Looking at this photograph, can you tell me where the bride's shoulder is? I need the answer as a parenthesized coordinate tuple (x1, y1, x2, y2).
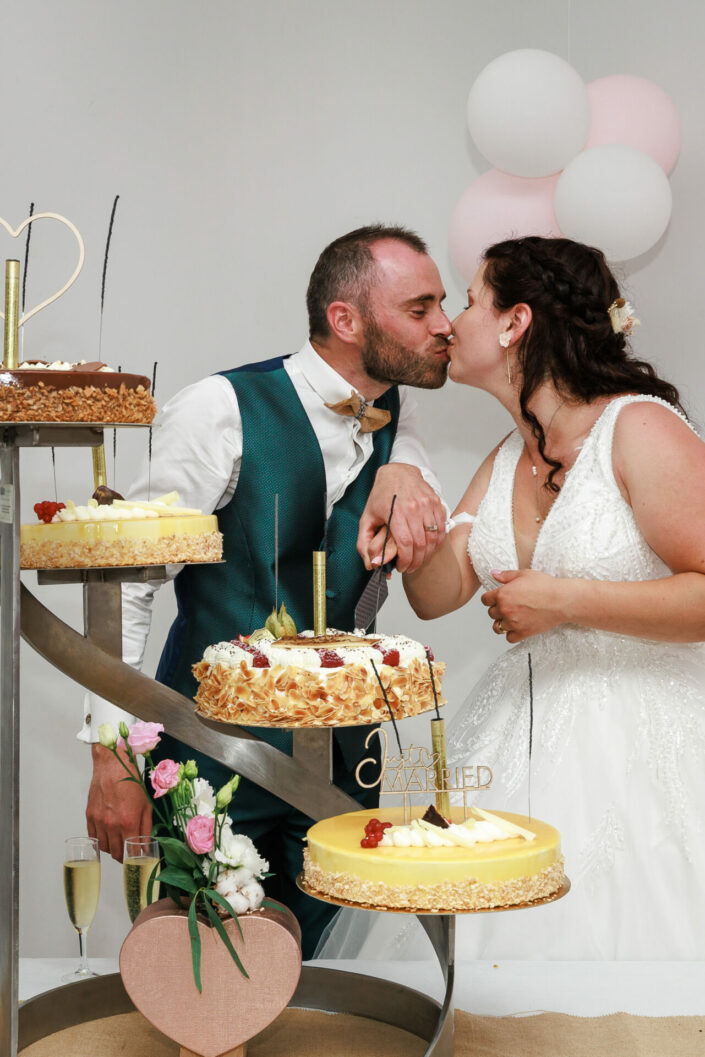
(613, 397, 699, 445)
(612, 397, 704, 479)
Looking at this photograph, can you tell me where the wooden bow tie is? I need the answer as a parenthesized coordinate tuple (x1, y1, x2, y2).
(324, 391, 391, 433)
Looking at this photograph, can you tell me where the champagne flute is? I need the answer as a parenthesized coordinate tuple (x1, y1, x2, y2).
(62, 836, 101, 981)
(123, 836, 161, 923)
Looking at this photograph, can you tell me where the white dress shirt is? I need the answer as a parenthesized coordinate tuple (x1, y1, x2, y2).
(79, 342, 443, 741)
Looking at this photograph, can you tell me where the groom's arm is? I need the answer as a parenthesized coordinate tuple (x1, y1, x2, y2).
(357, 387, 446, 572)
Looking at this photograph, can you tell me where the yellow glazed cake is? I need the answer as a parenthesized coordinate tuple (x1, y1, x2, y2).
(21, 492, 222, 569)
(303, 806, 564, 911)
(0, 360, 156, 423)
(192, 631, 445, 728)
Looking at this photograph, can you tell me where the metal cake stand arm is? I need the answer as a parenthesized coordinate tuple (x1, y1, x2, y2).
(0, 437, 21, 1057)
(19, 581, 358, 820)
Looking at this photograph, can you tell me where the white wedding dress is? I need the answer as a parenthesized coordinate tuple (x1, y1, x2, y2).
(316, 395, 705, 963)
(445, 394, 705, 959)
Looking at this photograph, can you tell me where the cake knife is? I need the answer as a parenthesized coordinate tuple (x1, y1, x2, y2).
(354, 493, 396, 631)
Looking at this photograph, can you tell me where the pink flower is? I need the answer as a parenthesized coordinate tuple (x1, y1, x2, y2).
(127, 721, 165, 755)
(186, 815, 215, 855)
(150, 759, 181, 799)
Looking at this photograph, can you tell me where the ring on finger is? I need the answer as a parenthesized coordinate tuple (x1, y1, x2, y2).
(497, 621, 506, 634)
(424, 523, 439, 532)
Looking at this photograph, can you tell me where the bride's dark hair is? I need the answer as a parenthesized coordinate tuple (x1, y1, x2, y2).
(482, 236, 683, 491)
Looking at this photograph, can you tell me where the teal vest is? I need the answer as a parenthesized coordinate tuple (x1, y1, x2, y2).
(156, 358, 400, 765)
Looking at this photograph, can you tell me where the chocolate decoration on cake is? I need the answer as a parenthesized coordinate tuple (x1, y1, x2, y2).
(422, 804, 450, 829)
(92, 485, 125, 505)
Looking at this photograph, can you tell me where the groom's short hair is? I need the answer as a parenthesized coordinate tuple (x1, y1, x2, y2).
(306, 224, 428, 340)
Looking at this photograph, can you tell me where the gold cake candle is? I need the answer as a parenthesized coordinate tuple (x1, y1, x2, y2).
(431, 718, 451, 819)
(312, 550, 326, 636)
(92, 444, 108, 489)
(3, 259, 20, 369)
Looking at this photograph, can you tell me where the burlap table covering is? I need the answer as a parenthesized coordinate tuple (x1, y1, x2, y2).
(19, 1007, 705, 1056)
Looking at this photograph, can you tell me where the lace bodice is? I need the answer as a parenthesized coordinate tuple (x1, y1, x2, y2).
(468, 395, 689, 589)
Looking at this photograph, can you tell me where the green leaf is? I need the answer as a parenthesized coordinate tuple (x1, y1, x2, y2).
(205, 888, 244, 941)
(187, 895, 203, 993)
(158, 836, 201, 871)
(158, 866, 199, 893)
(261, 898, 284, 911)
(202, 897, 249, 978)
(145, 860, 161, 905)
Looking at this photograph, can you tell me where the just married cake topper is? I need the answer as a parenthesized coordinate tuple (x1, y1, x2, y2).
(355, 726, 493, 820)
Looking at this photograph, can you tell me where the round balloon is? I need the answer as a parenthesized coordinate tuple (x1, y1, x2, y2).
(586, 75, 681, 174)
(467, 49, 590, 177)
(554, 145, 672, 261)
(449, 169, 562, 283)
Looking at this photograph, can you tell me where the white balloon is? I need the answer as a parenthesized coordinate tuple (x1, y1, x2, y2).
(467, 49, 590, 177)
(554, 145, 672, 261)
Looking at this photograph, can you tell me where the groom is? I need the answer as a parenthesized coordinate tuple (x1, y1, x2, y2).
(84, 223, 451, 957)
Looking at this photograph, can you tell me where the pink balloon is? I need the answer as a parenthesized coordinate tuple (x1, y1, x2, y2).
(448, 169, 561, 284)
(586, 75, 681, 174)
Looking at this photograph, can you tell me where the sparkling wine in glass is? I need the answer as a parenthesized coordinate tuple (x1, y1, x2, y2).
(62, 836, 101, 981)
(123, 836, 161, 923)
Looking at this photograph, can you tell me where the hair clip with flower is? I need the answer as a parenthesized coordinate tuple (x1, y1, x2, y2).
(608, 298, 640, 335)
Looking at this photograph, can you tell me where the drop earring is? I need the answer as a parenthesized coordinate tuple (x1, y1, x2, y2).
(499, 332, 511, 384)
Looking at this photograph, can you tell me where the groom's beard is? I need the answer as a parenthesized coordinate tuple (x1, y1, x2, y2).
(360, 317, 449, 390)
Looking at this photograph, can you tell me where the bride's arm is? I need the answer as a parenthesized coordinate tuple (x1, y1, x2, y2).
(486, 402, 705, 643)
(403, 445, 498, 619)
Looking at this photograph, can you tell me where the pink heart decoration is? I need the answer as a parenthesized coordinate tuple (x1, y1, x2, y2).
(119, 898, 302, 1057)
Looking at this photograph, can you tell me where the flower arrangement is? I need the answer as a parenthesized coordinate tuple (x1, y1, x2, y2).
(99, 719, 271, 991)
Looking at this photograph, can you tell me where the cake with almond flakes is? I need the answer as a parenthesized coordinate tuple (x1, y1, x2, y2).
(192, 629, 445, 728)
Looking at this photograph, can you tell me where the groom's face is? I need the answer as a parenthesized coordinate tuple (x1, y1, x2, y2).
(358, 240, 452, 390)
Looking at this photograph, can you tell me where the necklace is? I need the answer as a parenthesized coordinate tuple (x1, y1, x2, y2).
(529, 400, 566, 524)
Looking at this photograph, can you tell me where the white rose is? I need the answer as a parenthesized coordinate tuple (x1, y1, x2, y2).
(214, 827, 251, 868)
(190, 778, 216, 817)
(214, 825, 268, 876)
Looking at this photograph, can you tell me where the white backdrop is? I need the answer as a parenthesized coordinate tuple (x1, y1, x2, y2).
(3, 0, 704, 956)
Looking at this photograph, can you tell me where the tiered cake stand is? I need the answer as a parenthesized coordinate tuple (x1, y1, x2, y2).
(0, 422, 567, 1057)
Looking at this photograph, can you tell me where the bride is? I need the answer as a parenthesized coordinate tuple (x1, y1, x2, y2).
(323, 235, 705, 963)
(396, 236, 705, 959)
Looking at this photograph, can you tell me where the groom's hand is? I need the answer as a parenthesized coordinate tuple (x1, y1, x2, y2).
(357, 463, 446, 573)
(86, 744, 152, 862)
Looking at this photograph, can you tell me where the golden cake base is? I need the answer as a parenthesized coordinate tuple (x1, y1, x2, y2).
(297, 873, 570, 914)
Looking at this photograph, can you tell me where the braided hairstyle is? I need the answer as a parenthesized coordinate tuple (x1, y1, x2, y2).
(482, 236, 683, 491)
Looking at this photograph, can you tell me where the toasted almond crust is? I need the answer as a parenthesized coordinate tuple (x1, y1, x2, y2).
(20, 530, 222, 569)
(0, 381, 156, 423)
(193, 656, 446, 728)
(303, 848, 565, 911)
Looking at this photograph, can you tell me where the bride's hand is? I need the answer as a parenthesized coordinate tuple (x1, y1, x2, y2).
(366, 526, 398, 570)
(481, 569, 567, 642)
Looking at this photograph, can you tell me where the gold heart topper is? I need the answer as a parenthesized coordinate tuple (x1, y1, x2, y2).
(0, 212, 85, 327)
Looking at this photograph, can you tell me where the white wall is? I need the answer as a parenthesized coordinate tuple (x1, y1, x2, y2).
(3, 0, 702, 956)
